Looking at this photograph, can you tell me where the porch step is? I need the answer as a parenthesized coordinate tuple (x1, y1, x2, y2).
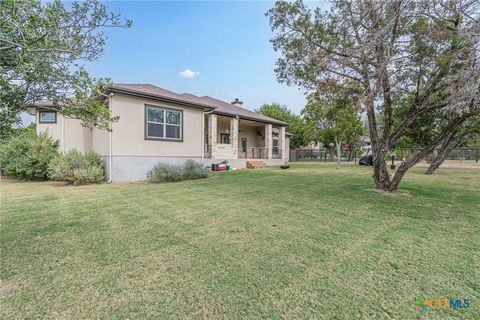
(246, 161, 269, 169)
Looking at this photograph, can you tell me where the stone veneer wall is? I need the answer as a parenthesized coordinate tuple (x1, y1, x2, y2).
(212, 143, 236, 158)
(265, 124, 273, 159)
(208, 114, 239, 159)
(279, 126, 286, 160)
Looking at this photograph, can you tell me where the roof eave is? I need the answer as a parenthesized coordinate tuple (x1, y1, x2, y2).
(107, 87, 215, 111)
(212, 110, 287, 126)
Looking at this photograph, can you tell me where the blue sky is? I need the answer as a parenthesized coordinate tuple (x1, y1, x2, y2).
(86, 1, 328, 113)
(23, 1, 328, 125)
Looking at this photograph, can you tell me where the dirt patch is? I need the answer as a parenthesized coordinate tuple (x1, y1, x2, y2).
(414, 160, 480, 169)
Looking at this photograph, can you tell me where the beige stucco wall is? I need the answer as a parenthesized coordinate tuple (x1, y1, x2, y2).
(238, 124, 264, 148)
(36, 111, 92, 153)
(91, 128, 109, 156)
(109, 93, 203, 157)
(216, 116, 231, 142)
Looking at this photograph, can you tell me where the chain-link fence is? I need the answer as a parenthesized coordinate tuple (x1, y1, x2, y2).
(289, 148, 480, 162)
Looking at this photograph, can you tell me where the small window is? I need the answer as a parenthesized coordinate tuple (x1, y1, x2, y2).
(273, 139, 279, 154)
(39, 111, 56, 124)
(145, 105, 182, 140)
(220, 133, 230, 144)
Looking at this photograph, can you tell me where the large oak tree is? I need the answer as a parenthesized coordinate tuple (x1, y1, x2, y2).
(267, 0, 479, 191)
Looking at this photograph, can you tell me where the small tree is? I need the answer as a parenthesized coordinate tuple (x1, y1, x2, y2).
(256, 103, 306, 148)
(303, 94, 364, 169)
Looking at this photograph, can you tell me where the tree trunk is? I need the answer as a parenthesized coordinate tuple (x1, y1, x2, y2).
(347, 145, 353, 161)
(372, 148, 391, 191)
(426, 152, 446, 174)
(426, 132, 465, 174)
(388, 117, 468, 191)
(371, 116, 468, 192)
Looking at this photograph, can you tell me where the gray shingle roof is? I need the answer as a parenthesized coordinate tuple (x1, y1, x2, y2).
(109, 84, 287, 126)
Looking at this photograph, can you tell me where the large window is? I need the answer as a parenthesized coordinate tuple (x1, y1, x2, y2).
(39, 111, 57, 124)
(145, 105, 182, 140)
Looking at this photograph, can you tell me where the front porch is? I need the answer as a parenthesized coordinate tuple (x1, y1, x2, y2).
(203, 114, 287, 163)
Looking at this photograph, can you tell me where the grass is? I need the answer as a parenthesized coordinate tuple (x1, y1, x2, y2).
(1, 163, 479, 319)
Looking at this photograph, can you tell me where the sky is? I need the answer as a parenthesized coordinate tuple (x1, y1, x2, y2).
(86, 1, 326, 113)
(23, 0, 328, 125)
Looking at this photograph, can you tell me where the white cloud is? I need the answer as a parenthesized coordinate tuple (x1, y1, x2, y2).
(179, 69, 199, 78)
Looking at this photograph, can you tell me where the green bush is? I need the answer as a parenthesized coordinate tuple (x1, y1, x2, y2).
(396, 149, 414, 159)
(0, 131, 59, 180)
(146, 163, 183, 182)
(147, 160, 211, 183)
(48, 149, 104, 185)
(181, 160, 211, 180)
(72, 166, 105, 185)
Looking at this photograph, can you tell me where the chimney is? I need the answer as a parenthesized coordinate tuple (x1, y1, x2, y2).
(231, 98, 243, 107)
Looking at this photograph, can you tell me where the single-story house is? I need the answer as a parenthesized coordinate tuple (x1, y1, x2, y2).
(32, 84, 290, 182)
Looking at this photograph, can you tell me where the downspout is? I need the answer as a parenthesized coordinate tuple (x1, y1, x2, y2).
(201, 110, 214, 165)
(107, 93, 114, 183)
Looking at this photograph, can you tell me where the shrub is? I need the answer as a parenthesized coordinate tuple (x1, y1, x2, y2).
(0, 131, 59, 180)
(48, 149, 104, 185)
(146, 163, 183, 182)
(72, 166, 105, 185)
(147, 160, 211, 183)
(396, 149, 414, 159)
(181, 160, 211, 180)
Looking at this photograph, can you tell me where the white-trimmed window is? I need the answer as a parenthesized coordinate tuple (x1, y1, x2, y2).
(39, 111, 57, 124)
(145, 105, 182, 140)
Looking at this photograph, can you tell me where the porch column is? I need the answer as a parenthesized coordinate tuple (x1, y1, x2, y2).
(279, 126, 286, 160)
(230, 117, 239, 158)
(265, 123, 273, 159)
(208, 114, 217, 158)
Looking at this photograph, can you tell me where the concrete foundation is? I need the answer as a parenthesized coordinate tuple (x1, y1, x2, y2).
(103, 156, 287, 182)
(203, 158, 287, 170)
(103, 156, 202, 182)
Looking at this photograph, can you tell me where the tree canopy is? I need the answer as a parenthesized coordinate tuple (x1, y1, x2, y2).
(267, 0, 480, 191)
(255, 103, 306, 148)
(303, 93, 365, 169)
(0, 0, 131, 139)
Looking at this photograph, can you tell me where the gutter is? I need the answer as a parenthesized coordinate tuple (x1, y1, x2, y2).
(107, 87, 215, 111)
(211, 110, 288, 126)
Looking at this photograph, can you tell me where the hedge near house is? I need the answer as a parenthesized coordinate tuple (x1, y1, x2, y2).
(48, 150, 104, 185)
(147, 160, 211, 183)
(0, 131, 59, 180)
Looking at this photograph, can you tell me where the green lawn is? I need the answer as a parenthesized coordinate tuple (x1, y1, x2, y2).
(1, 163, 479, 319)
